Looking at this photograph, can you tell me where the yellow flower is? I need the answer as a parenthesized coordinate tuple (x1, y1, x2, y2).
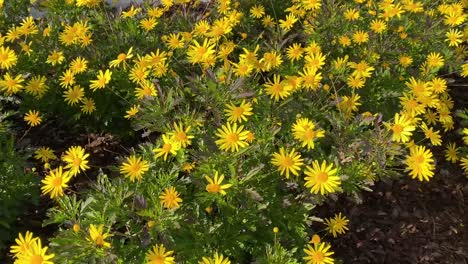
(34, 147, 56, 163)
(352, 30, 369, 44)
(344, 8, 360, 21)
(41, 166, 72, 199)
(309, 234, 321, 245)
(121, 5, 141, 18)
(279, 14, 298, 31)
(420, 122, 442, 146)
(215, 122, 250, 152)
(146, 244, 175, 264)
(168, 122, 194, 148)
(164, 33, 185, 49)
(224, 100, 253, 123)
(250, 4, 265, 18)
(347, 75, 365, 89)
(205, 171, 232, 195)
(461, 64, 468, 77)
(271, 147, 304, 179)
(25, 75, 48, 98)
(19, 16, 38, 36)
(62, 146, 90, 176)
(388, 113, 415, 143)
(405, 145, 435, 181)
(59, 69, 75, 89)
(199, 252, 231, 264)
(187, 39, 216, 65)
(109, 47, 134, 69)
(303, 242, 334, 264)
(46, 50, 65, 66)
(76, 0, 102, 7)
(338, 35, 351, 47)
(81, 97, 96, 114)
(124, 104, 140, 119)
(90, 69, 112, 91)
(0, 46, 18, 69)
(63, 85, 84, 106)
(370, 19, 387, 34)
(88, 224, 111, 248)
(264, 74, 293, 101)
(1, 72, 24, 95)
(428, 77, 447, 94)
(140, 17, 158, 32)
(261, 50, 283, 71)
(14, 238, 54, 264)
(10, 231, 38, 257)
(348, 60, 374, 79)
(159, 186, 183, 209)
(299, 67, 323, 91)
(24, 110, 42, 127)
(399, 55, 413, 68)
(304, 160, 341, 195)
(120, 155, 149, 182)
(286, 43, 304, 62)
(153, 134, 181, 161)
(426, 52, 444, 69)
(292, 118, 325, 150)
(444, 142, 459, 163)
(445, 28, 463, 47)
(69, 56, 88, 74)
(324, 213, 349, 237)
(135, 80, 157, 99)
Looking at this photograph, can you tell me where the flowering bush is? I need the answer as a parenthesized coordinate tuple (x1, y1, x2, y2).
(2, 0, 468, 263)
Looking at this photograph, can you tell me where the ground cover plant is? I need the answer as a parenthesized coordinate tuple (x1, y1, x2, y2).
(0, 0, 467, 263)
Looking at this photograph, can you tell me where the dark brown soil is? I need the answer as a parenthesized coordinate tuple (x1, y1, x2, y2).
(325, 169, 467, 264)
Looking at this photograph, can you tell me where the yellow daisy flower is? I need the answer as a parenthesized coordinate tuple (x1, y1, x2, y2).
(324, 213, 349, 237)
(0, 46, 18, 69)
(63, 85, 84, 106)
(90, 69, 112, 91)
(153, 134, 181, 161)
(388, 113, 415, 143)
(199, 252, 231, 264)
(159, 186, 183, 209)
(271, 147, 304, 179)
(303, 242, 334, 264)
(304, 160, 341, 195)
(215, 122, 250, 152)
(14, 238, 54, 264)
(146, 244, 175, 264)
(62, 146, 90, 176)
(169, 122, 194, 148)
(1, 72, 24, 95)
(224, 100, 253, 123)
(405, 145, 435, 181)
(120, 155, 149, 182)
(41, 166, 72, 199)
(34, 147, 57, 163)
(88, 224, 111, 248)
(24, 110, 42, 127)
(205, 171, 232, 196)
(292, 118, 325, 150)
(9, 231, 38, 257)
(444, 142, 459, 163)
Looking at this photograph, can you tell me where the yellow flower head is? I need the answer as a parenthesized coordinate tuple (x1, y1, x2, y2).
(153, 134, 181, 161)
(292, 118, 325, 150)
(24, 110, 42, 127)
(159, 186, 183, 209)
(168, 122, 194, 148)
(405, 145, 435, 181)
(388, 113, 416, 143)
(62, 145, 90, 176)
(35, 147, 56, 163)
(224, 100, 253, 123)
(120, 155, 149, 182)
(303, 242, 334, 264)
(215, 122, 250, 152)
(271, 147, 304, 179)
(324, 213, 349, 237)
(90, 69, 112, 91)
(41, 166, 72, 199)
(199, 252, 231, 264)
(88, 224, 111, 248)
(10, 231, 38, 257)
(205, 171, 232, 196)
(0, 46, 18, 69)
(14, 237, 54, 264)
(304, 160, 341, 195)
(146, 244, 175, 264)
